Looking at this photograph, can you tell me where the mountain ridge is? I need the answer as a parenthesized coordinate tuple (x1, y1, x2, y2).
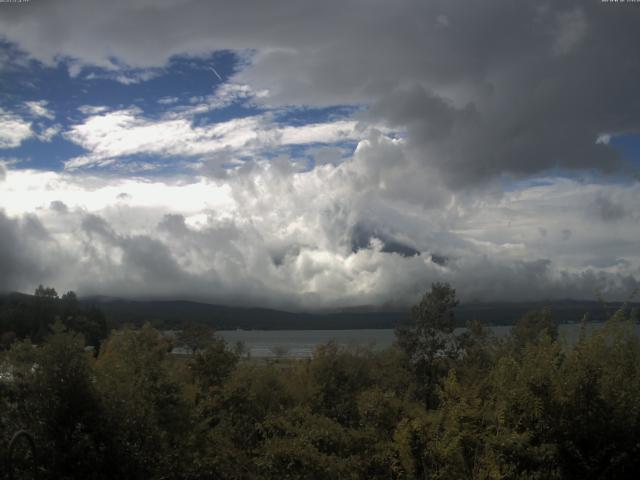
(81, 295, 639, 330)
(3, 291, 636, 331)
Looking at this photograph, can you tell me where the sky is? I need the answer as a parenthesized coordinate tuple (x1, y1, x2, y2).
(1, 0, 640, 310)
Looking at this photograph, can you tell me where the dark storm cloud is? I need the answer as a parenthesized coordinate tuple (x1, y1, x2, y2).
(240, 0, 639, 186)
(0, 211, 55, 291)
(76, 213, 199, 299)
(118, 235, 188, 287)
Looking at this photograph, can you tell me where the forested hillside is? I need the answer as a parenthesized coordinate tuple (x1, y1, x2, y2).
(0, 287, 107, 347)
(68, 295, 640, 330)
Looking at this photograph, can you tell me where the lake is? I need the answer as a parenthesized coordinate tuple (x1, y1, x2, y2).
(217, 323, 640, 358)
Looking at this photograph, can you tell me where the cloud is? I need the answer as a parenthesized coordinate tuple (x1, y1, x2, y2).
(49, 200, 69, 214)
(24, 100, 55, 120)
(593, 194, 628, 222)
(78, 105, 109, 115)
(113, 70, 159, 85)
(62, 106, 367, 170)
(1, 153, 639, 308)
(36, 124, 62, 142)
(0, 108, 32, 148)
(179, 83, 268, 114)
(552, 8, 588, 56)
(158, 96, 179, 105)
(436, 14, 449, 28)
(84, 67, 162, 85)
(0, 103, 59, 147)
(2, 1, 638, 186)
(0, 210, 59, 292)
(1, 1, 639, 307)
(307, 146, 350, 166)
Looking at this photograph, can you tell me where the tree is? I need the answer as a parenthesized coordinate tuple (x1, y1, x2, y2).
(6, 321, 107, 479)
(60, 291, 79, 316)
(396, 282, 459, 407)
(34, 285, 58, 300)
(308, 342, 373, 427)
(189, 336, 238, 400)
(511, 307, 558, 350)
(178, 322, 214, 355)
(94, 324, 189, 479)
(32, 285, 59, 342)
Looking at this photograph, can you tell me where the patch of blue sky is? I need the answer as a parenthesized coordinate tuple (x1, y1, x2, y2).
(74, 51, 241, 118)
(78, 152, 201, 177)
(190, 102, 264, 125)
(286, 140, 358, 171)
(502, 164, 640, 193)
(1, 52, 75, 114)
(9, 136, 86, 171)
(0, 46, 256, 171)
(0, 43, 243, 115)
(292, 140, 357, 156)
(609, 133, 640, 168)
(501, 176, 560, 192)
(496, 134, 640, 191)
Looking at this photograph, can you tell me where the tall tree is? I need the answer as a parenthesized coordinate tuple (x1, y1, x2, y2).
(396, 282, 459, 407)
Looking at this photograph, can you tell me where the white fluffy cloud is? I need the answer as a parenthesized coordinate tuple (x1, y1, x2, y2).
(0, 108, 32, 148)
(24, 100, 55, 120)
(63, 107, 365, 170)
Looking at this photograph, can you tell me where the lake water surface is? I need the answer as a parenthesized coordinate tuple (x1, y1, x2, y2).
(218, 323, 640, 358)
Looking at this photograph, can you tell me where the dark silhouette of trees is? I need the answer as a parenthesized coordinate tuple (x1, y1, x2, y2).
(0, 287, 107, 348)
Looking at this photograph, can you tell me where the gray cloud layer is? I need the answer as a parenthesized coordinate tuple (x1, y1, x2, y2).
(0, 211, 57, 292)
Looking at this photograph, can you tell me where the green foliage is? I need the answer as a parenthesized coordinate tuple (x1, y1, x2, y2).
(178, 321, 215, 355)
(0, 287, 107, 347)
(2, 322, 107, 479)
(511, 307, 558, 350)
(396, 282, 460, 407)
(306, 341, 374, 426)
(189, 335, 238, 398)
(94, 324, 190, 479)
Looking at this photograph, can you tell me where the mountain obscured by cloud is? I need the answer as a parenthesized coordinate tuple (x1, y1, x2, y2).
(1, 162, 639, 310)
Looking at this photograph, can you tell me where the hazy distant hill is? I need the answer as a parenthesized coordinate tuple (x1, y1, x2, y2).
(81, 297, 407, 330)
(2, 291, 635, 331)
(79, 296, 638, 330)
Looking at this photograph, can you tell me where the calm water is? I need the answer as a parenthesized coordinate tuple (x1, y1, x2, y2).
(218, 323, 640, 358)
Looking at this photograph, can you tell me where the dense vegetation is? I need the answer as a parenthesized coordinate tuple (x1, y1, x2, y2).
(0, 287, 107, 347)
(1, 283, 640, 479)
